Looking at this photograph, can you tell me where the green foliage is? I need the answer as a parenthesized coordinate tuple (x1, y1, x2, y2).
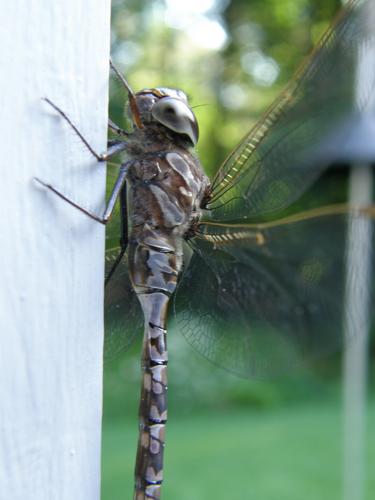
(109, 0, 344, 177)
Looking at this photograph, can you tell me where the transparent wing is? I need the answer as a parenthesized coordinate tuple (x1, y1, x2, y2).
(104, 166, 143, 360)
(174, 205, 375, 378)
(104, 248, 144, 360)
(207, 0, 375, 221)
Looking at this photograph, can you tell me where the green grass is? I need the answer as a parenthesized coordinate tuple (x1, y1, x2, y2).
(101, 399, 375, 500)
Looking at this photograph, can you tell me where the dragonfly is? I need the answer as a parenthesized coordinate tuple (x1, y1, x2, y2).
(36, 0, 375, 498)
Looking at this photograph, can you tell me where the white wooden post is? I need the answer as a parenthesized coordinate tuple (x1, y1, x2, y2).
(0, 2, 111, 499)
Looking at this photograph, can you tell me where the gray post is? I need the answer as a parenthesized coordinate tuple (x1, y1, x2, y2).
(342, 2, 374, 498)
(343, 166, 373, 500)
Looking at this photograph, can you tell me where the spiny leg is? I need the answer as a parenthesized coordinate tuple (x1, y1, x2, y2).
(43, 98, 128, 161)
(35, 162, 130, 225)
(108, 118, 129, 137)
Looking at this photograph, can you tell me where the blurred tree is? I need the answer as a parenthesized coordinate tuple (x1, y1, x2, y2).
(109, 0, 341, 177)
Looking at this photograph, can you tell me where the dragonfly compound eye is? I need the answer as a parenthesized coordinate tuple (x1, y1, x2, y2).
(151, 96, 199, 146)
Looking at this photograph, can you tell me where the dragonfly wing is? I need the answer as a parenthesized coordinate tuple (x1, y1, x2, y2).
(208, 0, 375, 221)
(104, 213, 143, 366)
(174, 206, 375, 377)
(104, 249, 144, 360)
(104, 164, 146, 361)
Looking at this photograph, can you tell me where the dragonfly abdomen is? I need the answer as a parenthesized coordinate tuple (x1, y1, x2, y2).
(134, 291, 169, 500)
(128, 235, 181, 499)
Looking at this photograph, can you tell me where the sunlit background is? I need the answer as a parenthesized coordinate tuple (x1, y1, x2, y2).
(102, 1, 375, 499)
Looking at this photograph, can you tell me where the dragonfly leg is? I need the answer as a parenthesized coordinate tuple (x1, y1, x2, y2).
(105, 139, 129, 158)
(105, 183, 128, 285)
(43, 98, 128, 161)
(35, 162, 130, 225)
(108, 118, 129, 136)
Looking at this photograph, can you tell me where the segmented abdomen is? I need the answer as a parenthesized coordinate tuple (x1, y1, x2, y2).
(128, 149, 208, 499)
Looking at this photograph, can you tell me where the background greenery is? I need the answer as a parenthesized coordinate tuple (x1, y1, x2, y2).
(103, 1, 374, 499)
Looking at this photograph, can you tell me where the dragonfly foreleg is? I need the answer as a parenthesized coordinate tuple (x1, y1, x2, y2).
(35, 162, 129, 225)
(108, 118, 129, 137)
(43, 98, 128, 161)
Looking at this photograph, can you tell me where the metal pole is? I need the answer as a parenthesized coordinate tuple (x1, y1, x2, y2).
(343, 166, 373, 500)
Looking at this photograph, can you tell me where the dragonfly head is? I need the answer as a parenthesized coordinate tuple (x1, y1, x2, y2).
(134, 88, 199, 146)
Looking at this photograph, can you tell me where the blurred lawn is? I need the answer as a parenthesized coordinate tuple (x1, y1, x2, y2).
(102, 398, 375, 500)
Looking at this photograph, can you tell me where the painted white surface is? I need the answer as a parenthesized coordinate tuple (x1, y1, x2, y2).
(0, 2, 111, 499)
